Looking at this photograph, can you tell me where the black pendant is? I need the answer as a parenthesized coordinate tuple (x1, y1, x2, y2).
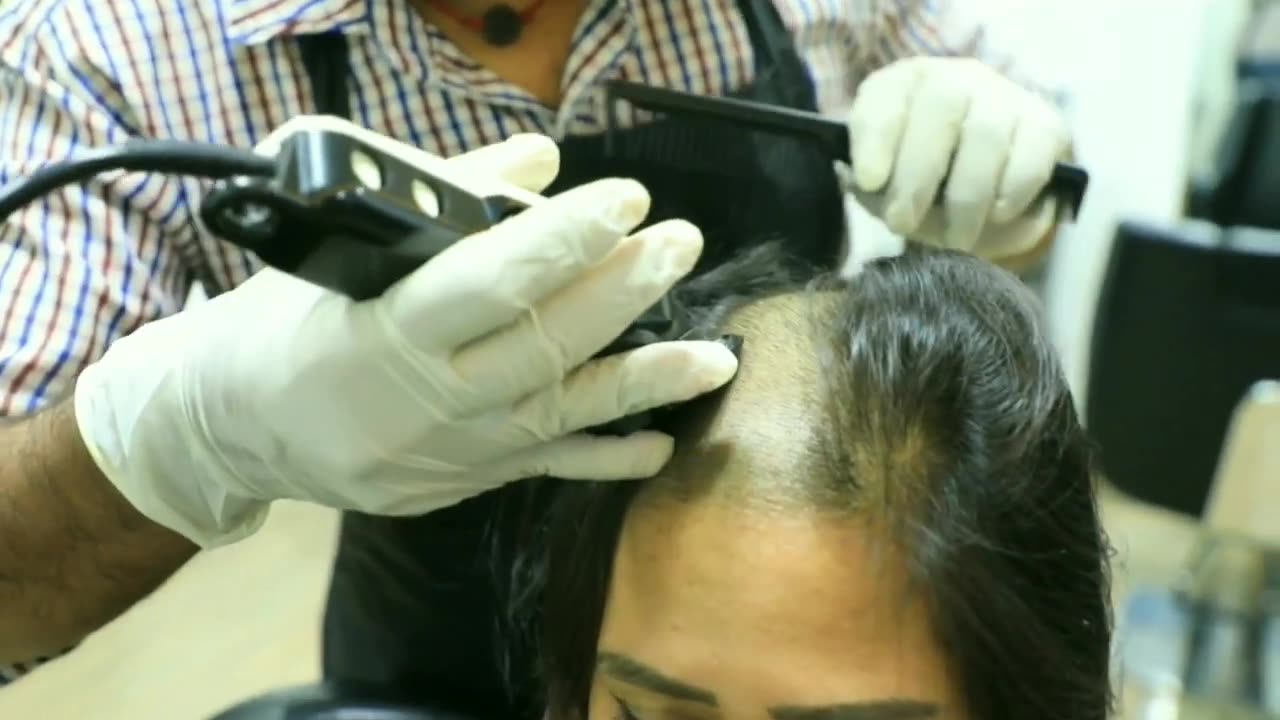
(482, 4, 523, 47)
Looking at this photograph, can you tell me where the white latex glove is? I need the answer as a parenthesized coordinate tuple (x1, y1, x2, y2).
(74, 130, 739, 548)
(844, 57, 1071, 258)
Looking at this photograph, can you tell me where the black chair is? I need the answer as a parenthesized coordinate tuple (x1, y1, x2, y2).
(1189, 79, 1280, 230)
(1238, 0, 1280, 80)
(209, 683, 475, 720)
(1087, 219, 1280, 517)
(1188, 1, 1280, 228)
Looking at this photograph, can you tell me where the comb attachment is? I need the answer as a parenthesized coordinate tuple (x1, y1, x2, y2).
(591, 334, 745, 438)
(588, 284, 745, 437)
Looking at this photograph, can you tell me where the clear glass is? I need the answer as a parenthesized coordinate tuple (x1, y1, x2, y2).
(1114, 533, 1279, 718)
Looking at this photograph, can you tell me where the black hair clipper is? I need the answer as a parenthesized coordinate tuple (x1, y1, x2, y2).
(200, 118, 533, 302)
(198, 117, 739, 436)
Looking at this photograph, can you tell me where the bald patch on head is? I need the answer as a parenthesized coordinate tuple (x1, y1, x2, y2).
(711, 292, 832, 429)
(640, 286, 944, 530)
(642, 291, 844, 509)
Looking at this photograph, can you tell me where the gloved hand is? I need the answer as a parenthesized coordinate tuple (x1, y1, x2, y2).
(74, 132, 739, 548)
(844, 56, 1071, 258)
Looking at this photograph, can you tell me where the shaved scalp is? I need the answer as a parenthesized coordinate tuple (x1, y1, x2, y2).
(646, 292, 834, 509)
(645, 253, 1056, 533)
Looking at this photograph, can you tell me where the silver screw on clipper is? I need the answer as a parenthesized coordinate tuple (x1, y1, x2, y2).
(219, 201, 279, 242)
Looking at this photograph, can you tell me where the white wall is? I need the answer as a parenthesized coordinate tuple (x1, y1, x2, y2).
(997, 0, 1247, 406)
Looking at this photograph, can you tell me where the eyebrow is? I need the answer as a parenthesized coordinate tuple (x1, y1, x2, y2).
(770, 701, 940, 720)
(596, 652, 719, 706)
(597, 653, 939, 720)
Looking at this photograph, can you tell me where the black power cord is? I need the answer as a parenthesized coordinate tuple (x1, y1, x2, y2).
(0, 139, 276, 220)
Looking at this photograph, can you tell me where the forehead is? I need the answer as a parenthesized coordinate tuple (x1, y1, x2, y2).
(597, 500, 960, 713)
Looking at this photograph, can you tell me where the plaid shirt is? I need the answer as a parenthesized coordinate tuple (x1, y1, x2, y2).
(0, 0, 1014, 682)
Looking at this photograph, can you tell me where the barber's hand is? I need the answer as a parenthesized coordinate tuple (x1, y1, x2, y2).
(74, 134, 738, 548)
(844, 56, 1070, 258)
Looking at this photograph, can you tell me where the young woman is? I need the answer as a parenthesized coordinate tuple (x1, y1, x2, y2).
(210, 243, 1109, 720)
(501, 244, 1113, 720)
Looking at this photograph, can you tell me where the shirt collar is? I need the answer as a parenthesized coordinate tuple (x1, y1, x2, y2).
(223, 0, 374, 45)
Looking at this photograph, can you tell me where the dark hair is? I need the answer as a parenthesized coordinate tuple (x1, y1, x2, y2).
(501, 243, 1113, 720)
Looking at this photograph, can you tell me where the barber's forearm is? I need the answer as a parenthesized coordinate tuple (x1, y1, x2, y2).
(0, 398, 195, 664)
